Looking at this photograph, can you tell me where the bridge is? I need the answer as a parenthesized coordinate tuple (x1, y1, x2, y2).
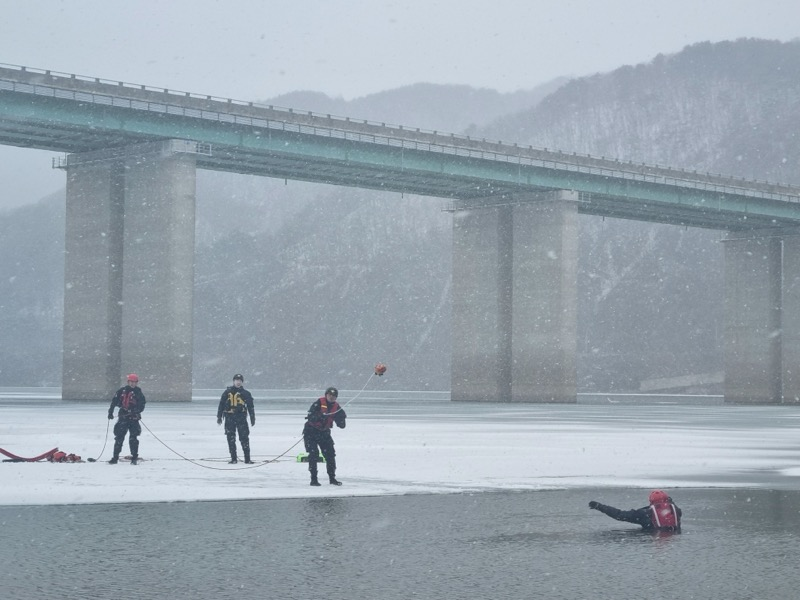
(2, 63, 800, 404)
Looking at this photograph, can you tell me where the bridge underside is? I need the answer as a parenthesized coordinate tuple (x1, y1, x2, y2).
(55, 141, 800, 405)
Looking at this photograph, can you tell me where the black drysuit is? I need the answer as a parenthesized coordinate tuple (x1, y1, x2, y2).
(217, 385, 256, 462)
(108, 385, 146, 460)
(303, 397, 346, 482)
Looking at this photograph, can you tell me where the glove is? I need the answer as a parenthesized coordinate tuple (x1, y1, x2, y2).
(589, 501, 599, 510)
(217, 417, 222, 425)
(250, 417, 256, 426)
(108, 412, 114, 420)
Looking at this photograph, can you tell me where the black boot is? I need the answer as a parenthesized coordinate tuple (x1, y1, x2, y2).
(227, 435, 237, 464)
(242, 438, 253, 464)
(327, 460, 341, 485)
(129, 438, 139, 465)
(109, 439, 122, 464)
(310, 462, 321, 486)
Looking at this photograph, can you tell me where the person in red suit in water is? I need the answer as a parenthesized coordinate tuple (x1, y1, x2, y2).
(589, 490, 682, 532)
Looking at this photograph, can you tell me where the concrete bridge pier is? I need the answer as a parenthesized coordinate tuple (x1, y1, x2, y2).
(61, 141, 198, 402)
(723, 228, 800, 403)
(451, 191, 578, 403)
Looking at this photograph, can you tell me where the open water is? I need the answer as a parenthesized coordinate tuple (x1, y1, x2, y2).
(2, 487, 799, 600)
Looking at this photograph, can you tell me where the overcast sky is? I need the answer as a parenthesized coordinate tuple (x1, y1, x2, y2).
(1, 0, 798, 209)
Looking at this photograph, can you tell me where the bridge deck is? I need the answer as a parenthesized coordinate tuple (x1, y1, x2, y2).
(2, 63, 800, 230)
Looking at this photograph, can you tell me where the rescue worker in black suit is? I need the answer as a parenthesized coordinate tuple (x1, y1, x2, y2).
(217, 374, 256, 464)
(303, 386, 346, 486)
(107, 373, 146, 465)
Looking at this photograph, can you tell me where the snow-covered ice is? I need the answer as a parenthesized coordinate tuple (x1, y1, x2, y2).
(2, 391, 800, 506)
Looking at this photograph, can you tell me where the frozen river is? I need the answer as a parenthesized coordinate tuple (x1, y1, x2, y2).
(2, 488, 799, 599)
(2, 391, 800, 598)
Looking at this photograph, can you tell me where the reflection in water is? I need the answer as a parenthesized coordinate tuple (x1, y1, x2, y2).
(2, 488, 800, 600)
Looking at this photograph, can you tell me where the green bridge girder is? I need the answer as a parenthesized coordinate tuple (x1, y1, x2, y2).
(2, 64, 800, 230)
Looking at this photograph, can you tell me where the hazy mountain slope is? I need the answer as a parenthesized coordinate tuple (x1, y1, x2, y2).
(488, 39, 800, 181)
(265, 79, 568, 134)
(193, 189, 451, 389)
(0, 193, 64, 384)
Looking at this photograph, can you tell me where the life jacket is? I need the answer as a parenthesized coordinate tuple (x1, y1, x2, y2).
(224, 389, 247, 413)
(308, 397, 339, 431)
(649, 501, 680, 530)
(120, 388, 139, 411)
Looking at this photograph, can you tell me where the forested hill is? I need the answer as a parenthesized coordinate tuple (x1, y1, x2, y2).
(485, 38, 800, 183)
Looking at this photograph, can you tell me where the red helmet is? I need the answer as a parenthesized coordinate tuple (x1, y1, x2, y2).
(127, 373, 139, 383)
(649, 490, 669, 504)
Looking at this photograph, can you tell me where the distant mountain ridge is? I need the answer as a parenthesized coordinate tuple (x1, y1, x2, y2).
(263, 78, 568, 135)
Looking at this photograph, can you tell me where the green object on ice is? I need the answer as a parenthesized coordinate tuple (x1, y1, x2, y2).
(296, 452, 325, 463)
